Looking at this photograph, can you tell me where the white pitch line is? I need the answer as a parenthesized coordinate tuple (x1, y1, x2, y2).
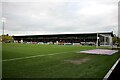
(47, 52, 69, 55)
(2, 55, 45, 62)
(2, 51, 76, 62)
(103, 58, 120, 79)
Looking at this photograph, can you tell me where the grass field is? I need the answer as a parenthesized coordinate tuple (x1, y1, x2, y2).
(2, 43, 120, 78)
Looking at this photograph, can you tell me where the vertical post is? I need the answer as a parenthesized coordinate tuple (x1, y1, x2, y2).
(2, 21, 4, 35)
(109, 36, 113, 49)
(104, 37, 106, 45)
(1, 17, 6, 35)
(1, 18, 6, 42)
(118, 1, 120, 38)
(96, 33, 98, 48)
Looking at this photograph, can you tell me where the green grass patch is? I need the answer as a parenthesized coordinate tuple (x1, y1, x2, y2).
(2, 43, 120, 78)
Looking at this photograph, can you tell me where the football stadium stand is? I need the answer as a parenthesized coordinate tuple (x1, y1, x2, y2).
(13, 32, 114, 46)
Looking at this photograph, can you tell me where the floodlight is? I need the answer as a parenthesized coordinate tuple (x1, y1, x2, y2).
(1, 17, 6, 22)
(1, 17, 6, 35)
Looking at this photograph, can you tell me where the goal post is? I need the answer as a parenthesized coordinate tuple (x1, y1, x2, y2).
(96, 33, 113, 48)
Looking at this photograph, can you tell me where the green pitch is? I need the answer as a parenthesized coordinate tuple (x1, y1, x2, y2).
(2, 43, 120, 78)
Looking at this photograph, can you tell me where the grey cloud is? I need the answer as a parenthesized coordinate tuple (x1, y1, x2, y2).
(1, 0, 118, 35)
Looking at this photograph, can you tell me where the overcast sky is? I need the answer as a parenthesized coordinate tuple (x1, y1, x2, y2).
(1, 0, 119, 36)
